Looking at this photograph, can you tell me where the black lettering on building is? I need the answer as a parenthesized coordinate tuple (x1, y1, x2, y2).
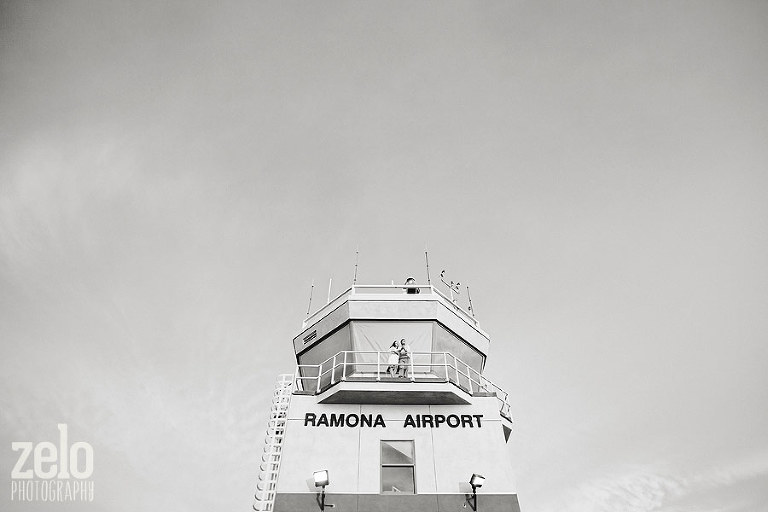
(329, 414, 344, 427)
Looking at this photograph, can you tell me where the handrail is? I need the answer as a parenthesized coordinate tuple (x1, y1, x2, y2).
(293, 350, 513, 423)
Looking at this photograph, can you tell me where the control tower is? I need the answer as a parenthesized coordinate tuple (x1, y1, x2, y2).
(253, 280, 520, 512)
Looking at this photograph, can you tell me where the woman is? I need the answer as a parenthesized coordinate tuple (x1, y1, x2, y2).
(387, 340, 400, 377)
(397, 338, 411, 378)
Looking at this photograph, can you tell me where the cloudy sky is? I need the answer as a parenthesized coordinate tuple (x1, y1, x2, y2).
(1, 2, 767, 511)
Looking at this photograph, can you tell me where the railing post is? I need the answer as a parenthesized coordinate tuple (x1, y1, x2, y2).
(444, 352, 449, 382)
(455, 355, 460, 388)
(294, 365, 300, 392)
(467, 362, 473, 394)
(316, 364, 321, 394)
(331, 353, 336, 385)
(377, 351, 381, 381)
(410, 354, 415, 382)
(342, 351, 347, 381)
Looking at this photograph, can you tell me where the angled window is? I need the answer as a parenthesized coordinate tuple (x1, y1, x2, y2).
(380, 440, 415, 494)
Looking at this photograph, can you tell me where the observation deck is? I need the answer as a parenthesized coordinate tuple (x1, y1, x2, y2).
(292, 284, 514, 431)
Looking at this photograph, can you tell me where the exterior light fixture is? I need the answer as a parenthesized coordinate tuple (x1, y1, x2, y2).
(313, 470, 333, 510)
(313, 470, 329, 488)
(468, 474, 485, 511)
(469, 473, 485, 489)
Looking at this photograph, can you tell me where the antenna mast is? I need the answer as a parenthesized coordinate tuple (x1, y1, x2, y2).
(425, 249, 431, 285)
(353, 248, 359, 285)
(306, 280, 314, 317)
(467, 284, 476, 319)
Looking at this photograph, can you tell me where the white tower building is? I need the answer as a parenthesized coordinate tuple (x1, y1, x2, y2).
(254, 280, 520, 512)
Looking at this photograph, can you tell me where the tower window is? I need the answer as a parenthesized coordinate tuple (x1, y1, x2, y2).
(380, 440, 415, 494)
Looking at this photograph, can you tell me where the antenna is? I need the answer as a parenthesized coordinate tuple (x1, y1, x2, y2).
(327, 278, 332, 304)
(424, 249, 431, 285)
(440, 270, 461, 303)
(467, 284, 476, 319)
(352, 248, 359, 285)
(306, 280, 314, 317)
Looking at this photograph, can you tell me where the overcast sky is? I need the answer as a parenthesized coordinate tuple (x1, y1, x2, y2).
(1, 2, 767, 511)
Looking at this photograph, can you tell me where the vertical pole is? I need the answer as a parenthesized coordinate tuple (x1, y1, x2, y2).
(425, 249, 431, 285)
(467, 362, 473, 394)
(316, 364, 321, 394)
(455, 355, 460, 389)
(377, 351, 381, 381)
(327, 278, 332, 304)
(444, 352, 449, 382)
(331, 353, 336, 385)
(306, 280, 314, 317)
(410, 354, 415, 382)
(467, 284, 476, 319)
(342, 351, 348, 381)
(353, 248, 359, 285)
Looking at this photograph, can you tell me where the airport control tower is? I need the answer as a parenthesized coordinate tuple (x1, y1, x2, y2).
(253, 278, 520, 512)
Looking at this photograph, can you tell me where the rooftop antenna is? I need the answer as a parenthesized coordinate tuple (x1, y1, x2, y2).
(467, 284, 476, 319)
(440, 270, 461, 304)
(326, 278, 332, 304)
(424, 249, 432, 285)
(352, 248, 359, 285)
(306, 279, 314, 317)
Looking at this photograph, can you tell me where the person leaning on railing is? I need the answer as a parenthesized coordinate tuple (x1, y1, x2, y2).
(387, 341, 400, 378)
(397, 338, 411, 378)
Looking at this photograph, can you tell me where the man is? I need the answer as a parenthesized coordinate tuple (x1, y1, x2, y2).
(404, 277, 420, 294)
(397, 338, 411, 378)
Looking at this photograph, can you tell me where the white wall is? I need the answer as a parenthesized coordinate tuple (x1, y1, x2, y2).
(275, 395, 517, 495)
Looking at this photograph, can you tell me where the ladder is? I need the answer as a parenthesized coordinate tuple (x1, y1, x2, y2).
(253, 374, 294, 511)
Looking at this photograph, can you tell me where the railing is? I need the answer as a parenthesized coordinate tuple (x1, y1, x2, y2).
(302, 285, 480, 330)
(253, 374, 294, 511)
(293, 350, 512, 422)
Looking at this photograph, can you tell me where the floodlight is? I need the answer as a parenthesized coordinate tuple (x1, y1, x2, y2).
(469, 474, 485, 489)
(313, 470, 329, 488)
(467, 474, 485, 511)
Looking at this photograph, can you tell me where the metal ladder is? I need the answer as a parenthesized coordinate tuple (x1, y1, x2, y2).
(253, 374, 294, 511)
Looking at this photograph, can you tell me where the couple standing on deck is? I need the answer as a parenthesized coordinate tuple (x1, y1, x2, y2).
(387, 339, 411, 378)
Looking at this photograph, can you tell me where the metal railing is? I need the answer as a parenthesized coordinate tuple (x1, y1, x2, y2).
(253, 374, 294, 511)
(293, 350, 512, 422)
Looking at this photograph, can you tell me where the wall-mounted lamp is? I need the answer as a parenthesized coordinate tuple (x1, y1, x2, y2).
(313, 470, 333, 510)
(468, 474, 485, 511)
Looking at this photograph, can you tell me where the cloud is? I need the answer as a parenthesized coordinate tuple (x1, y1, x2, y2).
(534, 453, 768, 512)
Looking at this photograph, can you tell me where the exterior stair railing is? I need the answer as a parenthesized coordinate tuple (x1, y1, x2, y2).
(253, 374, 294, 511)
